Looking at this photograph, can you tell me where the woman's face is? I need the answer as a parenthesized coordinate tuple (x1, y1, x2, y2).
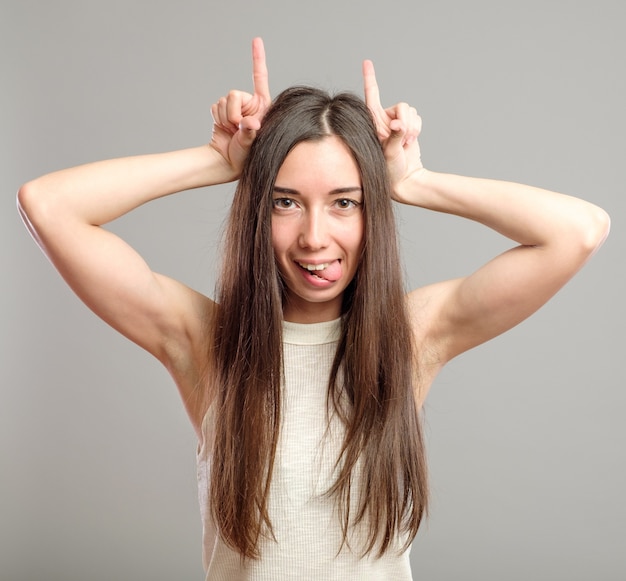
(271, 136, 365, 323)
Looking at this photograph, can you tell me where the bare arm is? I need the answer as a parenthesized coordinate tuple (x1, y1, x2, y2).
(17, 145, 227, 354)
(402, 170, 609, 363)
(17, 146, 232, 434)
(17, 38, 271, 435)
(363, 60, 610, 374)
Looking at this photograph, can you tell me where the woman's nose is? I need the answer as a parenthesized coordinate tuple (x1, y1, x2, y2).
(298, 211, 329, 250)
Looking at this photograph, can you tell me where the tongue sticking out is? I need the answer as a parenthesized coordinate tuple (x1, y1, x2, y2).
(315, 260, 342, 282)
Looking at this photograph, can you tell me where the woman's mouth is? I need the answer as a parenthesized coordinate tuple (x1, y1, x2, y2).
(295, 260, 342, 282)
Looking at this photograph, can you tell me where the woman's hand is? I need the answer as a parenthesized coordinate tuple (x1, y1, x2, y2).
(363, 60, 425, 202)
(209, 37, 271, 180)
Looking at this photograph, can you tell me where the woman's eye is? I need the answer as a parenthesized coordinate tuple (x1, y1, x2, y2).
(335, 198, 359, 209)
(273, 198, 294, 209)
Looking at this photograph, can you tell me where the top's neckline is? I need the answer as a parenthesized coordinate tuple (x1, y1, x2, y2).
(282, 318, 342, 345)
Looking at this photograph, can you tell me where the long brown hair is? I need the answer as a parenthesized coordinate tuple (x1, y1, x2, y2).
(209, 86, 428, 559)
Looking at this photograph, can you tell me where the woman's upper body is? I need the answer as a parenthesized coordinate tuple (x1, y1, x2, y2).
(17, 38, 610, 572)
(17, 38, 609, 434)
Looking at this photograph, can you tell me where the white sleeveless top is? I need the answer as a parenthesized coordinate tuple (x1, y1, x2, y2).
(196, 318, 413, 580)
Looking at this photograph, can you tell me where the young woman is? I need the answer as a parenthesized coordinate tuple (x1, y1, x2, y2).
(17, 38, 609, 579)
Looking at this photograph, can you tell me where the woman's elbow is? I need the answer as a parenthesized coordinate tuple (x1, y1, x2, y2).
(16, 179, 57, 247)
(581, 204, 611, 256)
(17, 180, 43, 223)
(17, 178, 57, 232)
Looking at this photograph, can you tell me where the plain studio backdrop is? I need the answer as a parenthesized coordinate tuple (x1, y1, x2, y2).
(2, 1, 624, 579)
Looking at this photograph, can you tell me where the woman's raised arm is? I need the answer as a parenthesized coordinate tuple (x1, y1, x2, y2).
(17, 38, 271, 435)
(17, 146, 228, 362)
(363, 60, 610, 371)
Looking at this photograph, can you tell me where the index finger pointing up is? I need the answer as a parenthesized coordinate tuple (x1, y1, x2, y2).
(362, 59, 382, 110)
(252, 37, 270, 100)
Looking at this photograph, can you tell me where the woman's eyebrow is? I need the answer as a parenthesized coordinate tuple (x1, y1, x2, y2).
(273, 186, 363, 195)
(329, 187, 363, 195)
(273, 186, 300, 195)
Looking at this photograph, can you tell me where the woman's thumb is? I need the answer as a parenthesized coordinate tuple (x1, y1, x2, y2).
(384, 120, 406, 159)
(237, 116, 261, 149)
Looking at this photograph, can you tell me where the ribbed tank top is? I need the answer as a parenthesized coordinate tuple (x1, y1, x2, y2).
(196, 318, 413, 580)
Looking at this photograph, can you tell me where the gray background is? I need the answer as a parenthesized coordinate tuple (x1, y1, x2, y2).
(2, 1, 624, 579)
